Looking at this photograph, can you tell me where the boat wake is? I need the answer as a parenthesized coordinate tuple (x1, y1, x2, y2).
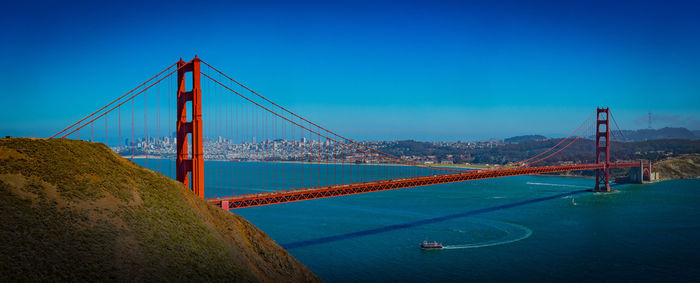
(526, 182, 588, 189)
(441, 221, 532, 250)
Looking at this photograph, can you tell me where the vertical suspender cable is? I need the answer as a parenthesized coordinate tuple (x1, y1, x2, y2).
(131, 99, 135, 161)
(156, 77, 160, 174)
(118, 106, 121, 155)
(144, 90, 148, 168)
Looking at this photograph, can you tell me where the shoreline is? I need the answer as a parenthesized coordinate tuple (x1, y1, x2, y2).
(122, 156, 692, 182)
(122, 156, 485, 169)
(533, 173, 595, 179)
(123, 156, 692, 182)
(126, 155, 168, 160)
(122, 157, 587, 176)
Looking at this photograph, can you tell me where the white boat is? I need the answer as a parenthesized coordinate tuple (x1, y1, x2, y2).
(420, 241, 443, 249)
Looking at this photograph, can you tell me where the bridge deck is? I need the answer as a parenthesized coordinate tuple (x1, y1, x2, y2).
(208, 162, 644, 209)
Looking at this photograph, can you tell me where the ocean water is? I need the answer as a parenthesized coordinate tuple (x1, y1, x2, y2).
(136, 159, 700, 281)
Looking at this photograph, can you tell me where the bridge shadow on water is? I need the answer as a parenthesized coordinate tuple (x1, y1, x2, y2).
(282, 189, 590, 250)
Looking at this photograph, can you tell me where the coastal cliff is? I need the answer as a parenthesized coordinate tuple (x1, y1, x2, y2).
(0, 138, 321, 282)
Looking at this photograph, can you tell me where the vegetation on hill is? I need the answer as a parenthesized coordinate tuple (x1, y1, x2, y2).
(0, 138, 320, 282)
(468, 139, 700, 165)
(379, 139, 700, 165)
(503, 135, 548, 144)
(652, 154, 700, 180)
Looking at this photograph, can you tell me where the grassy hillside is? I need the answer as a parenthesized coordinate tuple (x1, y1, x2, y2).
(653, 154, 700, 180)
(0, 138, 320, 282)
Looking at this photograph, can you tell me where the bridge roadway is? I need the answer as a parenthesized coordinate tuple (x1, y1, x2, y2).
(208, 162, 645, 209)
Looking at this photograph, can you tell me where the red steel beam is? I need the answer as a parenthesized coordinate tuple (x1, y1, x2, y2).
(176, 57, 204, 198)
(207, 162, 647, 209)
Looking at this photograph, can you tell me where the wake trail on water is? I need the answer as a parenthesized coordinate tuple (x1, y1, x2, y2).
(526, 182, 589, 189)
(441, 222, 532, 250)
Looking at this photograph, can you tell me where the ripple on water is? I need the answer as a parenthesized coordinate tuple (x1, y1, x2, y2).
(438, 219, 533, 250)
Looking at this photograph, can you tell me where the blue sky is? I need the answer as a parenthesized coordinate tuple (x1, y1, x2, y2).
(2, 0, 699, 141)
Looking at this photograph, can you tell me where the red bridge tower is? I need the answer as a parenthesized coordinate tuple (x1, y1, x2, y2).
(594, 107, 611, 192)
(176, 57, 204, 198)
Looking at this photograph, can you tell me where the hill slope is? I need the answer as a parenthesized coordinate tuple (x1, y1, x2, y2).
(0, 138, 320, 282)
(653, 154, 700, 180)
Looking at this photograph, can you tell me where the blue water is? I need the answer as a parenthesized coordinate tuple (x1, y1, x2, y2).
(136, 159, 700, 281)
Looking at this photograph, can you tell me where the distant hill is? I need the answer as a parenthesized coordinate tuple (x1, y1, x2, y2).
(613, 127, 698, 142)
(504, 135, 548, 144)
(379, 137, 700, 165)
(471, 138, 700, 165)
(0, 138, 320, 282)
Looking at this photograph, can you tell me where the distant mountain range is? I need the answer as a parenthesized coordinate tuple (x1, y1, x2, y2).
(605, 127, 699, 142)
(513, 127, 700, 143)
(504, 127, 699, 144)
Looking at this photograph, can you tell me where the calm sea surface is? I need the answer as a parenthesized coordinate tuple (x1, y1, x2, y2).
(136, 159, 700, 281)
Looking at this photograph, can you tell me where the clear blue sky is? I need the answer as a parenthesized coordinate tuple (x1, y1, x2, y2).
(2, 0, 699, 141)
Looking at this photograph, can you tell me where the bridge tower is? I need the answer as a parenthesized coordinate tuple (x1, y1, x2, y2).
(176, 57, 205, 198)
(594, 107, 611, 192)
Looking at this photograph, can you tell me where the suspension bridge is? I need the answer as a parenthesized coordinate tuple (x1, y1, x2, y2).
(51, 57, 652, 209)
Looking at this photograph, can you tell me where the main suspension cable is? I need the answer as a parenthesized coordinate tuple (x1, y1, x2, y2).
(201, 71, 471, 172)
(514, 110, 596, 166)
(525, 119, 595, 166)
(199, 60, 469, 172)
(60, 60, 194, 138)
(51, 62, 178, 138)
(609, 110, 627, 143)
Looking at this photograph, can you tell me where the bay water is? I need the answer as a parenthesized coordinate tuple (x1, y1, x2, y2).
(136, 159, 700, 281)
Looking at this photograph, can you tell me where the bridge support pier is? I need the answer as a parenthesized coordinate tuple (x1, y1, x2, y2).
(629, 160, 645, 184)
(628, 160, 658, 183)
(176, 57, 205, 198)
(593, 107, 611, 192)
(646, 162, 658, 181)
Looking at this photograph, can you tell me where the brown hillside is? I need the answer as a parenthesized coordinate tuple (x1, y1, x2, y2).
(653, 153, 700, 180)
(0, 138, 320, 282)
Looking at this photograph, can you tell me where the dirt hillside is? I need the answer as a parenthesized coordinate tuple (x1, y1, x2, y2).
(0, 138, 321, 282)
(653, 153, 700, 180)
